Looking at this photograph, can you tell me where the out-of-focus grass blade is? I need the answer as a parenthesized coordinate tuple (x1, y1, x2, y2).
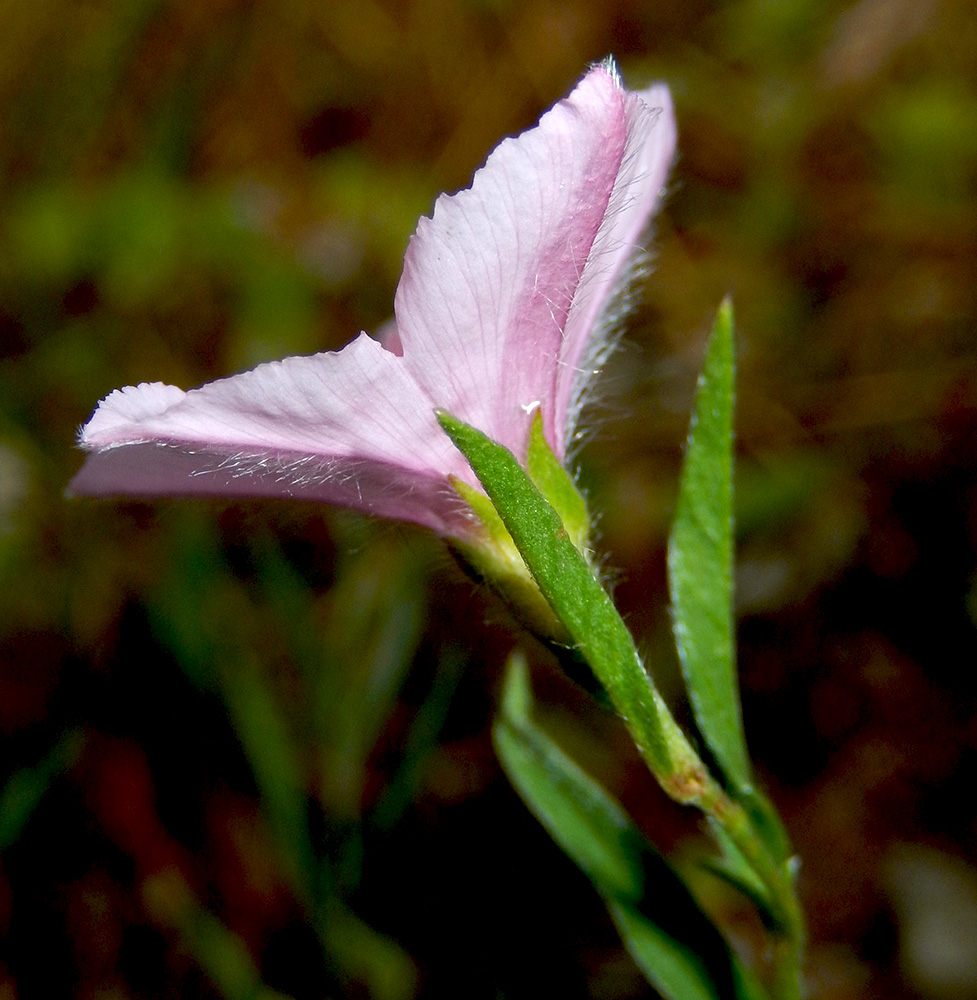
(149, 515, 420, 997)
(317, 902, 419, 1000)
(668, 300, 750, 793)
(370, 644, 466, 832)
(494, 656, 768, 1000)
(0, 730, 84, 850)
(219, 655, 314, 896)
(301, 537, 427, 817)
(142, 869, 296, 1000)
(148, 514, 316, 896)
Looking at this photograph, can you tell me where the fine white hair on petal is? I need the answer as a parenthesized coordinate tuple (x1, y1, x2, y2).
(598, 55, 623, 85)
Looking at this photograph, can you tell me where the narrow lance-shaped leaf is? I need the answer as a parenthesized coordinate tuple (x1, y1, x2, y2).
(668, 299, 750, 792)
(494, 655, 769, 1000)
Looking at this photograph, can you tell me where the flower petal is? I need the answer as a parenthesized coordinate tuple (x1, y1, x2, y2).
(71, 334, 477, 536)
(71, 62, 675, 543)
(394, 64, 649, 463)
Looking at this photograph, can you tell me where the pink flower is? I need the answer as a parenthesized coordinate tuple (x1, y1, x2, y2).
(71, 62, 675, 541)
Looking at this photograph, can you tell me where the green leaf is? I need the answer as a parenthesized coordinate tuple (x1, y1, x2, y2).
(668, 299, 750, 792)
(495, 655, 645, 901)
(438, 410, 680, 778)
(611, 903, 769, 1000)
(494, 656, 767, 1000)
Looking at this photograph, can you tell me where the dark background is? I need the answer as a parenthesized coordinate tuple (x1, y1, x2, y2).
(2, 1, 977, 997)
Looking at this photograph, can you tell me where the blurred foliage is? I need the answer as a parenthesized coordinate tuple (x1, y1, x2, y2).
(2, 0, 977, 998)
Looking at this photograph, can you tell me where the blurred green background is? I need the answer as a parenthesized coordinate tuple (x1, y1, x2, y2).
(2, 0, 977, 997)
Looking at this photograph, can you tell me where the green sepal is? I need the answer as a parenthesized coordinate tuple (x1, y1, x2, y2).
(450, 475, 567, 641)
(448, 411, 592, 639)
(494, 656, 769, 1000)
(438, 409, 681, 778)
(526, 410, 590, 555)
(451, 476, 516, 555)
(668, 298, 751, 793)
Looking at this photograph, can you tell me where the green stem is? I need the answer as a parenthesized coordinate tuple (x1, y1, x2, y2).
(709, 790, 804, 1000)
(436, 411, 805, 995)
(628, 696, 805, 999)
(564, 634, 803, 994)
